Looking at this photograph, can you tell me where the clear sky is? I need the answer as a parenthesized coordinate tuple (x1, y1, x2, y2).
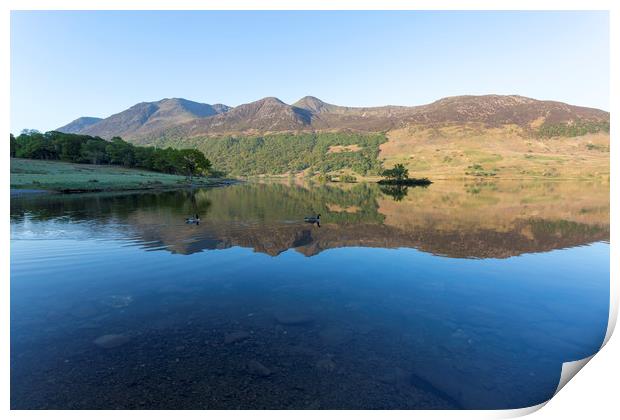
(11, 10, 609, 133)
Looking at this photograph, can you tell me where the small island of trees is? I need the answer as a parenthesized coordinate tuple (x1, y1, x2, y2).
(378, 163, 432, 186)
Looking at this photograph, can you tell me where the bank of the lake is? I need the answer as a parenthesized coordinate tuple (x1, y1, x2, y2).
(10, 158, 235, 194)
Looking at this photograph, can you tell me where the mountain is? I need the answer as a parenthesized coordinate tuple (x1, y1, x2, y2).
(58, 94, 609, 142)
(176, 96, 312, 134)
(402, 95, 607, 126)
(56, 117, 103, 133)
(64, 98, 230, 140)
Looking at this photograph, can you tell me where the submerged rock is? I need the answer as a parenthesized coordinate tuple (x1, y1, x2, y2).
(224, 331, 250, 344)
(246, 360, 271, 377)
(93, 334, 131, 349)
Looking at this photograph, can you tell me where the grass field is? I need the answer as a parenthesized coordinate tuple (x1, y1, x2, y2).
(10, 158, 226, 193)
(379, 125, 610, 180)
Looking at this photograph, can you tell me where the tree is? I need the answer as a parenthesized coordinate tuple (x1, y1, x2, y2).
(80, 139, 108, 164)
(57, 134, 84, 162)
(10, 134, 16, 157)
(106, 137, 135, 167)
(11, 130, 218, 179)
(177, 149, 211, 182)
(382, 163, 409, 182)
(15, 132, 58, 160)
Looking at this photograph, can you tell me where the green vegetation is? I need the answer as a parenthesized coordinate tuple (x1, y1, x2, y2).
(381, 163, 409, 182)
(378, 163, 432, 186)
(465, 163, 497, 177)
(150, 132, 387, 176)
(316, 173, 333, 183)
(338, 174, 357, 183)
(12, 130, 212, 179)
(10, 158, 224, 193)
(537, 120, 610, 138)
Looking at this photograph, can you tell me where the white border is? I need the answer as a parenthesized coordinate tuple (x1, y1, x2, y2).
(2, 1, 617, 419)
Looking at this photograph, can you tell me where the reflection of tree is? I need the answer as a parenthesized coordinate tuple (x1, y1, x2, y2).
(185, 190, 212, 216)
(11, 183, 385, 225)
(380, 184, 408, 201)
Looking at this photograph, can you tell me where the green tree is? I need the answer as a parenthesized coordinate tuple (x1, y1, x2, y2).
(106, 137, 135, 167)
(10, 134, 16, 158)
(15, 132, 57, 160)
(177, 149, 211, 182)
(57, 134, 84, 162)
(80, 139, 108, 164)
(382, 163, 409, 182)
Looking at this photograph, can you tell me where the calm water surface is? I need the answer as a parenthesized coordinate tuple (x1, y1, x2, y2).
(10, 181, 609, 409)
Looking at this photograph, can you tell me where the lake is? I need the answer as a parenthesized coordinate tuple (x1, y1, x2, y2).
(10, 180, 610, 409)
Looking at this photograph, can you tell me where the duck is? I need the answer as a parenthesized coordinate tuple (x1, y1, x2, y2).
(304, 213, 321, 223)
(185, 214, 201, 224)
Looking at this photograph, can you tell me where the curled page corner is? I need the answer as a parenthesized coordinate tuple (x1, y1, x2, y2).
(554, 355, 595, 396)
(497, 401, 548, 418)
(497, 356, 597, 419)
(602, 283, 618, 347)
(514, 286, 616, 416)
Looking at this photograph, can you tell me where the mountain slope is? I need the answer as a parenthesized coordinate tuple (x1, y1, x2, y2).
(62, 98, 230, 139)
(57, 94, 609, 143)
(56, 117, 103, 134)
(183, 96, 312, 133)
(403, 95, 607, 126)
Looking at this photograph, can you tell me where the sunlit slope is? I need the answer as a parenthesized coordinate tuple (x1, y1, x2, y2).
(380, 125, 609, 179)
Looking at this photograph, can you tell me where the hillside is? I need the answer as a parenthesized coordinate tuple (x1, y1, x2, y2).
(58, 94, 609, 141)
(62, 98, 231, 140)
(56, 94, 610, 178)
(57, 116, 102, 133)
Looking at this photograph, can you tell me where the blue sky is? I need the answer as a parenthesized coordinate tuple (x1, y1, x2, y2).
(11, 10, 609, 133)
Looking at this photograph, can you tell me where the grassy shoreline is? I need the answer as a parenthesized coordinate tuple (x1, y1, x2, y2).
(10, 158, 236, 194)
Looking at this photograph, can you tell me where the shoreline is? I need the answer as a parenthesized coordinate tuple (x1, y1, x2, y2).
(10, 158, 239, 196)
(10, 179, 239, 197)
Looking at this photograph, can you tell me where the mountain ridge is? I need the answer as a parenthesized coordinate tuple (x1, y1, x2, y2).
(57, 94, 609, 143)
(59, 98, 231, 139)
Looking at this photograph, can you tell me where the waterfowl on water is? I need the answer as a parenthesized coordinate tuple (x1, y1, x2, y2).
(304, 213, 321, 223)
(185, 214, 201, 224)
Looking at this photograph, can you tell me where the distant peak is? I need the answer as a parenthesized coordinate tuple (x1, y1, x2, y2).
(56, 116, 103, 134)
(293, 96, 332, 113)
(257, 96, 286, 104)
(297, 95, 324, 103)
(159, 97, 181, 103)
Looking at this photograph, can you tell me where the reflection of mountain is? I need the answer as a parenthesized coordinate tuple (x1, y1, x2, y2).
(11, 182, 609, 259)
(122, 217, 608, 259)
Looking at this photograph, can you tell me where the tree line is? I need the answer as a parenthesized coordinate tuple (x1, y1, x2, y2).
(10, 130, 212, 179)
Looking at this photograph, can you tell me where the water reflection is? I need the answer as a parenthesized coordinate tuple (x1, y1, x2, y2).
(11, 181, 609, 258)
(10, 181, 609, 409)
